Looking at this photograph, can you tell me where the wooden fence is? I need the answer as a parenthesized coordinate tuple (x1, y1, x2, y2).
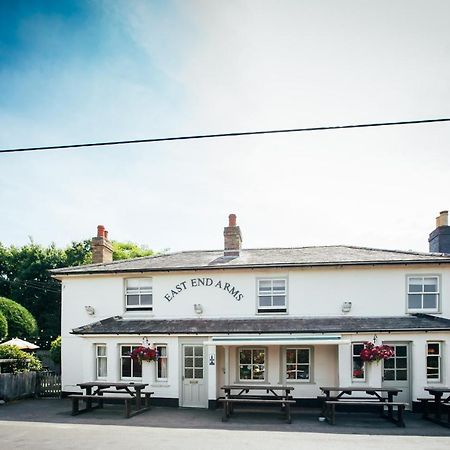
(0, 371, 61, 401)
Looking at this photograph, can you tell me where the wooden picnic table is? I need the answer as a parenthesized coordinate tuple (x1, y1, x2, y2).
(319, 386, 405, 427)
(70, 381, 153, 418)
(422, 387, 450, 427)
(220, 384, 295, 423)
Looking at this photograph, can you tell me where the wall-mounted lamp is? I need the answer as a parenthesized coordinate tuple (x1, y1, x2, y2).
(142, 337, 149, 347)
(194, 304, 203, 314)
(341, 301, 352, 313)
(84, 305, 95, 315)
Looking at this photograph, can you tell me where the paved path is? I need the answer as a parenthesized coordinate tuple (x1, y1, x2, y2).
(2, 420, 450, 450)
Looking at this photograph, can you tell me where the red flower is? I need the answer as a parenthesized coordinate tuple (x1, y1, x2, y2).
(130, 346, 159, 363)
(359, 342, 394, 363)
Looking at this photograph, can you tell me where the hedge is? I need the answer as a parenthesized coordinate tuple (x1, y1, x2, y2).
(49, 336, 61, 364)
(0, 345, 42, 373)
(0, 297, 38, 339)
(0, 312, 7, 341)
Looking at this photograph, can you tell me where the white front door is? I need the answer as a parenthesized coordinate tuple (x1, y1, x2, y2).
(382, 343, 411, 408)
(181, 344, 207, 408)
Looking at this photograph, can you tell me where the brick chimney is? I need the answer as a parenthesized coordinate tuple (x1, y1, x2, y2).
(224, 213, 242, 257)
(428, 211, 450, 253)
(91, 225, 113, 264)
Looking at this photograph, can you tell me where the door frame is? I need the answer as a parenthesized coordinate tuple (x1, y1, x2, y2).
(381, 341, 412, 407)
(179, 339, 208, 408)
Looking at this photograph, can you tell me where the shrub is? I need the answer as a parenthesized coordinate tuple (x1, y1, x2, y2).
(0, 345, 42, 373)
(0, 312, 7, 341)
(0, 297, 38, 339)
(49, 336, 61, 364)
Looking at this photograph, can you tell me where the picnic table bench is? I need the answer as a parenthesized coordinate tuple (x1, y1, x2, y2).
(69, 382, 153, 418)
(220, 384, 295, 423)
(319, 386, 406, 427)
(421, 387, 450, 428)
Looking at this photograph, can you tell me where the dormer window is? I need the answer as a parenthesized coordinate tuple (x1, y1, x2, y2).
(257, 278, 287, 313)
(125, 278, 153, 311)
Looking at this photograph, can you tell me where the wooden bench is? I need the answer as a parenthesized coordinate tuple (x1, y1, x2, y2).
(419, 397, 450, 426)
(97, 390, 154, 408)
(218, 397, 296, 423)
(323, 400, 407, 427)
(68, 393, 152, 418)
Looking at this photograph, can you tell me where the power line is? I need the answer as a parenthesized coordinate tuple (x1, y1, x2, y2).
(1, 117, 449, 154)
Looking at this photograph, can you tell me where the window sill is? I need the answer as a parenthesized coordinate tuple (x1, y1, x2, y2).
(286, 380, 315, 385)
(407, 310, 440, 315)
(151, 383, 170, 387)
(257, 311, 288, 315)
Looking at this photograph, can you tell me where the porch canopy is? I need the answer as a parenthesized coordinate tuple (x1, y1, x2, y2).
(206, 335, 349, 346)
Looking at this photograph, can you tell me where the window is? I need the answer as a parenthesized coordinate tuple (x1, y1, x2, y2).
(286, 348, 310, 381)
(239, 348, 265, 381)
(125, 278, 153, 310)
(96, 344, 107, 379)
(156, 345, 168, 381)
(407, 276, 439, 312)
(120, 345, 142, 379)
(427, 342, 442, 382)
(352, 343, 365, 380)
(257, 279, 287, 313)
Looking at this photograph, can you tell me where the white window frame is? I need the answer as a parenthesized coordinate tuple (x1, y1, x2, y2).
(120, 344, 143, 380)
(351, 342, 366, 382)
(238, 347, 266, 382)
(125, 278, 153, 311)
(406, 275, 440, 313)
(426, 341, 442, 383)
(95, 344, 107, 380)
(256, 278, 288, 314)
(285, 347, 311, 383)
(155, 344, 168, 382)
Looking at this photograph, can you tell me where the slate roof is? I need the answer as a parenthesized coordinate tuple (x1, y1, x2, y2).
(52, 245, 450, 275)
(72, 314, 450, 335)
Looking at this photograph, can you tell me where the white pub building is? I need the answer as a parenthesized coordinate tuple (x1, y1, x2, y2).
(53, 212, 450, 410)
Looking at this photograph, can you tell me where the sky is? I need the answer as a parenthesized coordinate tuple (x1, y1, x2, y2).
(0, 0, 449, 253)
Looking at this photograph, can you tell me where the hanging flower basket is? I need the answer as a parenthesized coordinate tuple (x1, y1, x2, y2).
(130, 346, 159, 363)
(359, 341, 395, 363)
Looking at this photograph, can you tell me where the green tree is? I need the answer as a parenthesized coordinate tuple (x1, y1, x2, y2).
(49, 336, 61, 364)
(0, 238, 155, 348)
(112, 241, 154, 260)
(0, 297, 38, 339)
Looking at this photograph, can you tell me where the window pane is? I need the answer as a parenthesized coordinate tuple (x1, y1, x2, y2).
(396, 370, 407, 381)
(408, 294, 421, 309)
(122, 359, 131, 378)
(97, 345, 106, 356)
(273, 280, 286, 291)
(396, 358, 407, 369)
(185, 368, 193, 378)
(423, 278, 438, 292)
(97, 358, 107, 378)
(184, 357, 193, 367)
(383, 369, 395, 380)
(259, 296, 272, 307)
(158, 359, 167, 379)
(126, 295, 140, 306)
(158, 346, 167, 357)
(194, 369, 203, 379)
(259, 280, 271, 291)
(297, 349, 309, 364)
(384, 358, 394, 369)
(423, 294, 437, 309)
(297, 365, 309, 380)
(240, 350, 252, 364)
(353, 344, 364, 355)
(253, 365, 264, 379)
(194, 346, 203, 357)
(140, 294, 152, 305)
(408, 278, 423, 292)
(133, 359, 142, 378)
(272, 296, 286, 306)
(428, 343, 440, 355)
(194, 357, 203, 369)
(126, 279, 141, 288)
(240, 365, 251, 380)
(286, 349, 296, 363)
(184, 346, 193, 357)
(253, 350, 265, 364)
(121, 346, 131, 356)
(286, 364, 296, 379)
